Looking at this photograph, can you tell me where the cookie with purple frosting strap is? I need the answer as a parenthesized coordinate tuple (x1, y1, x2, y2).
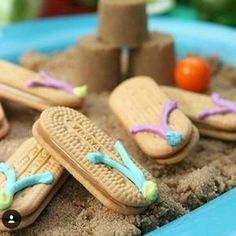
(162, 86, 236, 141)
(0, 60, 87, 111)
(109, 76, 198, 163)
(32, 106, 158, 215)
(0, 138, 67, 232)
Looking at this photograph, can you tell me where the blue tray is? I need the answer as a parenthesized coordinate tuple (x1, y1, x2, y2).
(0, 15, 236, 236)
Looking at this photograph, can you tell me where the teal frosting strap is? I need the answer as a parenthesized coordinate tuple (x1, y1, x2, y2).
(14, 172, 54, 193)
(0, 163, 16, 195)
(86, 141, 158, 202)
(114, 141, 146, 187)
(0, 163, 54, 211)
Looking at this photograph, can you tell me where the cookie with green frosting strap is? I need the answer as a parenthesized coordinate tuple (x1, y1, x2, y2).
(32, 106, 158, 214)
(0, 138, 66, 231)
(0, 60, 86, 111)
(0, 162, 54, 211)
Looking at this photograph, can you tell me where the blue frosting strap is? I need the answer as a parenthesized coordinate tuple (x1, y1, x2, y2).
(0, 163, 16, 195)
(87, 152, 144, 191)
(0, 163, 54, 211)
(86, 141, 158, 202)
(114, 141, 146, 186)
(14, 172, 54, 193)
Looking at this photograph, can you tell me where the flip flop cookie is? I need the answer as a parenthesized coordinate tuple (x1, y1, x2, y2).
(0, 60, 87, 111)
(162, 86, 236, 141)
(109, 76, 198, 164)
(0, 138, 67, 231)
(32, 107, 158, 215)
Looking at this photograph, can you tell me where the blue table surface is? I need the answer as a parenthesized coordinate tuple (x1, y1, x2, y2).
(0, 14, 236, 66)
(0, 14, 236, 236)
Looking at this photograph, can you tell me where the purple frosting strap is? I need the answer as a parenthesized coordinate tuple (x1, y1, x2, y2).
(161, 101, 177, 132)
(199, 93, 236, 120)
(130, 125, 166, 138)
(130, 101, 178, 138)
(27, 71, 74, 94)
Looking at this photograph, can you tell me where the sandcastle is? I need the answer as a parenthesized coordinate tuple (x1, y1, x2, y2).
(76, 0, 176, 92)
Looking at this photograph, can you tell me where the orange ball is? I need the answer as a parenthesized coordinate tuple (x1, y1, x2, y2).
(175, 56, 211, 92)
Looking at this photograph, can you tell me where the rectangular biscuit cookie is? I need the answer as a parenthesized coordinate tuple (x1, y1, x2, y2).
(0, 138, 67, 231)
(162, 86, 236, 140)
(109, 76, 194, 159)
(32, 107, 158, 215)
(0, 60, 86, 111)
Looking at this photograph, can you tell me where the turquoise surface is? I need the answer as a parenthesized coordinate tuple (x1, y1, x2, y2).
(0, 14, 236, 66)
(147, 188, 236, 236)
(0, 14, 236, 235)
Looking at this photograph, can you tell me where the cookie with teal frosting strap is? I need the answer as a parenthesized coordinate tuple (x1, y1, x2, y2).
(0, 138, 66, 231)
(162, 86, 236, 141)
(0, 60, 86, 112)
(109, 76, 198, 164)
(33, 106, 158, 215)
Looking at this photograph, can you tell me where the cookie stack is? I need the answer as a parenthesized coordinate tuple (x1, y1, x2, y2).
(76, 0, 176, 92)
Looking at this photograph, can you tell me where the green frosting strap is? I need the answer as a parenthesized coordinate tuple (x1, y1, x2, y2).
(73, 85, 88, 97)
(0, 163, 54, 211)
(86, 141, 158, 202)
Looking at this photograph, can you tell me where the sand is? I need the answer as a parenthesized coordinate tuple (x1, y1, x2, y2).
(0, 49, 236, 236)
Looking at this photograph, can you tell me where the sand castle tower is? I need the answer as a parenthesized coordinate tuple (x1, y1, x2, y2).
(77, 0, 176, 92)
